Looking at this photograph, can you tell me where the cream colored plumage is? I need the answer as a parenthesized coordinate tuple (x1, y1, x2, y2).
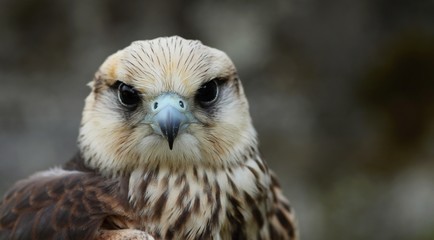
(0, 36, 297, 240)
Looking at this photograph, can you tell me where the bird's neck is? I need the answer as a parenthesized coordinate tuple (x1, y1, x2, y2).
(126, 148, 270, 239)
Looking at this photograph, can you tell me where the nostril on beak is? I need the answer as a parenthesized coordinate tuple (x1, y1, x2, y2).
(144, 93, 197, 150)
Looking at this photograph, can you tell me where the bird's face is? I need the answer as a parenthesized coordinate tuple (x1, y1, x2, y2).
(79, 36, 257, 175)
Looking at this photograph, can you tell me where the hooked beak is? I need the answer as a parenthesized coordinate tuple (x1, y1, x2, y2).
(143, 93, 196, 150)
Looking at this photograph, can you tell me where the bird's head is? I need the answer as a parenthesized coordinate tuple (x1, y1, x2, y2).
(78, 36, 257, 176)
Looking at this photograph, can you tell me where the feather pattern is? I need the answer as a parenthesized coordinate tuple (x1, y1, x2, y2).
(0, 36, 298, 240)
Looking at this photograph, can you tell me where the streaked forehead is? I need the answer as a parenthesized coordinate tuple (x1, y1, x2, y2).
(104, 36, 234, 97)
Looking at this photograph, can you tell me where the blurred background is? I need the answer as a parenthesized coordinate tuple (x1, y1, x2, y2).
(0, 0, 433, 239)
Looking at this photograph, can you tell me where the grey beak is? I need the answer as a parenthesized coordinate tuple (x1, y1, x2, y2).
(156, 106, 184, 150)
(143, 93, 196, 150)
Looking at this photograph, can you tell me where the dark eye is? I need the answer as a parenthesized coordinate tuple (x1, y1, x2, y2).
(196, 79, 219, 106)
(118, 82, 141, 108)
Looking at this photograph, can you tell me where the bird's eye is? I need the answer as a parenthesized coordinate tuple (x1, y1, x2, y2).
(196, 79, 219, 106)
(118, 82, 141, 108)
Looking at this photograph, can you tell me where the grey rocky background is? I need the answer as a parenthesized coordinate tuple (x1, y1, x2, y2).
(0, 0, 433, 239)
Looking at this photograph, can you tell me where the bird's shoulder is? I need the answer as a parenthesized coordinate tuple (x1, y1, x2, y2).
(0, 155, 133, 240)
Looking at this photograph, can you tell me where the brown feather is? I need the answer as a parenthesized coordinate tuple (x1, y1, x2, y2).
(1, 36, 298, 240)
(0, 164, 134, 240)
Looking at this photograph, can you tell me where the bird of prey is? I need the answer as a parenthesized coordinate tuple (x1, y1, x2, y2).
(0, 36, 298, 240)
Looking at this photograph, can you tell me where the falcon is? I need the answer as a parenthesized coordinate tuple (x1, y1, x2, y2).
(0, 36, 298, 240)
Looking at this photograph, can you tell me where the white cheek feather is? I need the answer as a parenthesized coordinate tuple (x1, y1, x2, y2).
(212, 89, 257, 164)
